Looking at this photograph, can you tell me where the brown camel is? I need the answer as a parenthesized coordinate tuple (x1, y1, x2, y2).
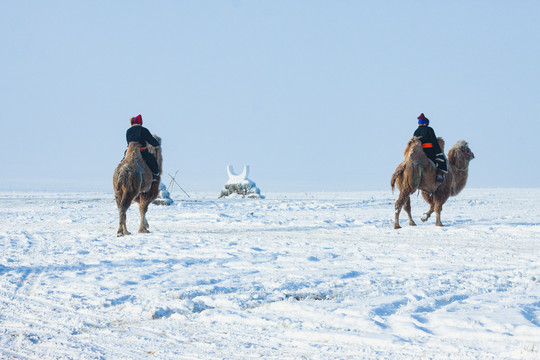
(113, 135, 162, 236)
(419, 140, 475, 226)
(391, 137, 474, 229)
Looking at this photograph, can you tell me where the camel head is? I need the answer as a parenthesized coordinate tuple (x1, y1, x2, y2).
(448, 140, 475, 167)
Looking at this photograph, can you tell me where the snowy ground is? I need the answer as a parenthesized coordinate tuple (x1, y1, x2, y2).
(0, 188, 539, 359)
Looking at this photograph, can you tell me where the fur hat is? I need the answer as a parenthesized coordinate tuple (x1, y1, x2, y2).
(417, 113, 429, 125)
(130, 114, 143, 125)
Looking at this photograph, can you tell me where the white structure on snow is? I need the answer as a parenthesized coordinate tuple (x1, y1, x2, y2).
(219, 165, 263, 199)
(153, 183, 174, 205)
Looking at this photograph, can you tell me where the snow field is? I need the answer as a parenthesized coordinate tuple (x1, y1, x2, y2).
(0, 189, 539, 359)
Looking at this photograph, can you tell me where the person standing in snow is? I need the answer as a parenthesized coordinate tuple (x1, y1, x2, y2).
(126, 114, 161, 182)
(414, 113, 448, 184)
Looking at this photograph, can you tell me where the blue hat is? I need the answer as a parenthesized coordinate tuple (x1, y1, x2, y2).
(417, 113, 429, 125)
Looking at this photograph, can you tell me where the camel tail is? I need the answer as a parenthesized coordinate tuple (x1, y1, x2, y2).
(390, 173, 397, 193)
(391, 163, 405, 193)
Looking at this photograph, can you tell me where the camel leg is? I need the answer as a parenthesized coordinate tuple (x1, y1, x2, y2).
(116, 208, 124, 236)
(138, 199, 151, 233)
(116, 194, 132, 236)
(394, 207, 402, 229)
(117, 208, 129, 236)
(421, 192, 435, 222)
(117, 205, 131, 236)
(435, 203, 444, 227)
(394, 192, 410, 229)
(404, 197, 416, 226)
(138, 181, 159, 233)
(433, 193, 450, 227)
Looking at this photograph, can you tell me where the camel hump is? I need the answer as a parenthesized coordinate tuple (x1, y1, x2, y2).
(151, 134, 161, 146)
(437, 137, 445, 152)
(123, 142, 143, 161)
(128, 141, 142, 149)
(404, 136, 422, 159)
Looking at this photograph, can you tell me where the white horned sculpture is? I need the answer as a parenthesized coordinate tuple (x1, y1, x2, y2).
(219, 165, 263, 199)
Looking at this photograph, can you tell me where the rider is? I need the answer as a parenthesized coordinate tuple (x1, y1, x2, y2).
(414, 113, 447, 184)
(126, 114, 160, 182)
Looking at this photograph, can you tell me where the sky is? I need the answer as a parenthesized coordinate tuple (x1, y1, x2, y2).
(1, 1, 539, 193)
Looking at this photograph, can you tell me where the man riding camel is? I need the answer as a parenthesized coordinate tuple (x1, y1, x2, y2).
(126, 114, 160, 182)
(414, 113, 447, 184)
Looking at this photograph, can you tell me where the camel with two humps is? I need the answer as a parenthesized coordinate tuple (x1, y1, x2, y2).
(391, 137, 474, 229)
(113, 136, 162, 236)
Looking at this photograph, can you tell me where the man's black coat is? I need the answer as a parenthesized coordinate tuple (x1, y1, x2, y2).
(125, 125, 160, 175)
(413, 125, 448, 172)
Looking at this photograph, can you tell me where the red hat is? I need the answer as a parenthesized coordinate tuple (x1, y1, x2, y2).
(130, 114, 143, 125)
(417, 113, 429, 125)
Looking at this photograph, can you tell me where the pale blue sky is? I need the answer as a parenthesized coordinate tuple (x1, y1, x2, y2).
(1, 1, 539, 193)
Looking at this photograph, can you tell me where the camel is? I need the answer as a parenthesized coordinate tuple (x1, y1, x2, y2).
(113, 135, 162, 236)
(391, 137, 474, 229)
